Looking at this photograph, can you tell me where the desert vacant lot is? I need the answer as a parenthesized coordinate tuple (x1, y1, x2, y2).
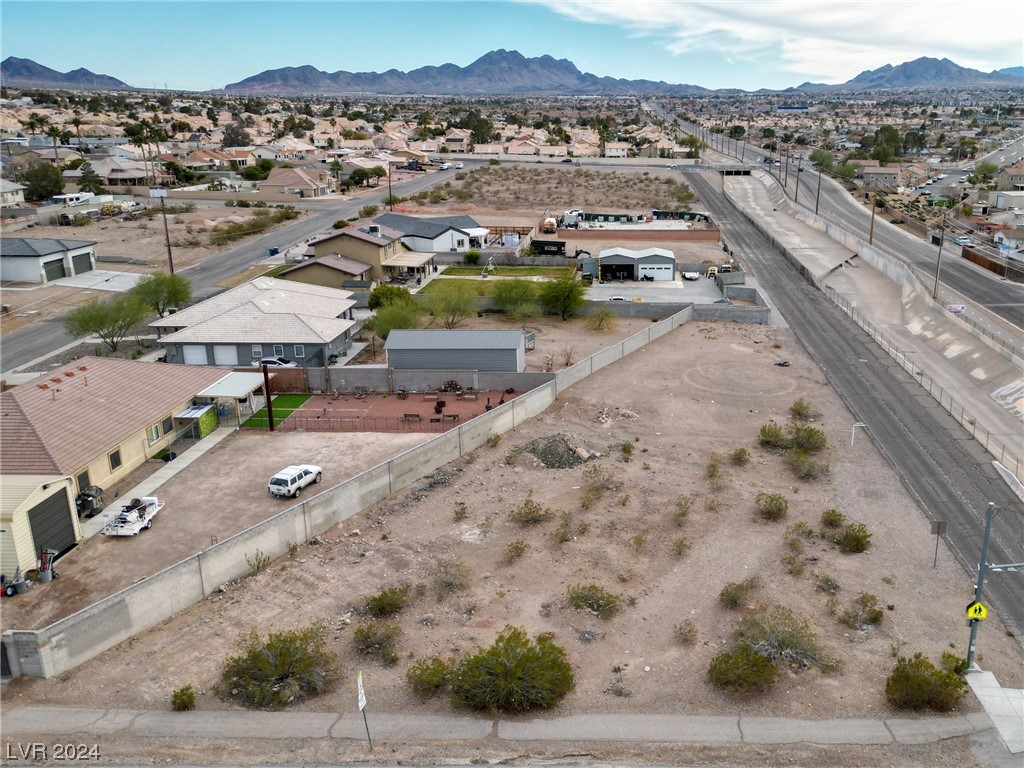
(6, 320, 1020, 741)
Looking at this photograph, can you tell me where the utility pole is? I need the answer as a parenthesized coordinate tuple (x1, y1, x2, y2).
(815, 167, 823, 215)
(387, 163, 393, 212)
(150, 189, 174, 274)
(868, 189, 878, 245)
(932, 220, 946, 300)
(794, 156, 803, 202)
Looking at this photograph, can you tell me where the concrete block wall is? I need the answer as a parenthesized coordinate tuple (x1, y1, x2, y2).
(691, 304, 771, 324)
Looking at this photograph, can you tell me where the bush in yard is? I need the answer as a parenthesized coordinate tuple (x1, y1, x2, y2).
(450, 626, 574, 712)
(789, 397, 814, 421)
(821, 508, 846, 529)
(729, 447, 750, 466)
(738, 605, 840, 673)
(463, 249, 481, 266)
(832, 522, 873, 553)
(885, 653, 967, 711)
(220, 623, 337, 709)
(567, 584, 621, 619)
(353, 621, 402, 666)
(719, 576, 762, 609)
(755, 492, 788, 521)
(406, 656, 454, 700)
(758, 423, 788, 450)
(708, 645, 779, 695)
(366, 584, 411, 617)
(789, 424, 827, 453)
(510, 494, 553, 526)
(783, 448, 829, 480)
(170, 684, 196, 711)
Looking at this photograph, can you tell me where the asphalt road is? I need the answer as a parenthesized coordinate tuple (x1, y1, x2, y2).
(683, 167, 1024, 640)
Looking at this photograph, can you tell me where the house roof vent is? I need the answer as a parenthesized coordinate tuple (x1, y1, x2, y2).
(368, 224, 381, 235)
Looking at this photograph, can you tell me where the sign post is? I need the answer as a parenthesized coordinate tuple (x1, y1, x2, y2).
(930, 520, 947, 568)
(357, 671, 372, 751)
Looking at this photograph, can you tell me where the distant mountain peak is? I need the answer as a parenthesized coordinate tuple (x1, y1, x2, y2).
(0, 57, 133, 90)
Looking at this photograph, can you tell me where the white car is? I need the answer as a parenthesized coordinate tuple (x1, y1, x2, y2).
(452, 162, 464, 169)
(682, 271, 701, 281)
(953, 235, 973, 246)
(252, 356, 298, 368)
(268, 465, 323, 498)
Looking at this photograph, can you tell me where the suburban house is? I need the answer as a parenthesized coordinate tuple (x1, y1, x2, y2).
(152, 277, 358, 367)
(307, 224, 435, 282)
(0, 237, 95, 283)
(604, 142, 630, 158)
(442, 129, 472, 153)
(0, 358, 228, 573)
(471, 143, 504, 156)
(580, 247, 678, 282)
(996, 161, 1024, 191)
(9, 146, 84, 171)
(373, 212, 489, 253)
(859, 166, 901, 189)
(0, 178, 26, 207)
(994, 229, 1024, 249)
(278, 253, 375, 291)
(63, 156, 171, 187)
(259, 166, 331, 197)
(385, 329, 526, 373)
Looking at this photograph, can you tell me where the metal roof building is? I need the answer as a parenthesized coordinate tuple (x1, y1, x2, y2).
(385, 330, 525, 372)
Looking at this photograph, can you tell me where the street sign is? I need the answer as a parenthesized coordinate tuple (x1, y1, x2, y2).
(149, 189, 167, 198)
(357, 670, 367, 711)
(965, 601, 988, 620)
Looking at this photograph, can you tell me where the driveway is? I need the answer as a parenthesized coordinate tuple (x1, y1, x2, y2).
(586, 276, 723, 303)
(49, 269, 147, 292)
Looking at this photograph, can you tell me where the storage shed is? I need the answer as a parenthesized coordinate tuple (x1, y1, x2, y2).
(0, 238, 96, 283)
(385, 330, 525, 372)
(581, 247, 677, 282)
(1, 476, 80, 578)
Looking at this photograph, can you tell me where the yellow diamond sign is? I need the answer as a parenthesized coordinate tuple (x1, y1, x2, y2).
(965, 601, 988, 620)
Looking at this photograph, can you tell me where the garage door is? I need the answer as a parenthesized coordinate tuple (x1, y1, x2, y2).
(71, 251, 93, 275)
(213, 345, 238, 366)
(638, 265, 675, 281)
(43, 259, 67, 282)
(27, 491, 77, 558)
(182, 345, 209, 365)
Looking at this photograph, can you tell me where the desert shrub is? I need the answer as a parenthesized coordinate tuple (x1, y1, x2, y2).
(551, 513, 574, 545)
(758, 423, 788, 450)
(789, 424, 827, 453)
(781, 554, 805, 575)
(719, 576, 761, 610)
(366, 584, 411, 617)
(784, 522, 814, 553)
(510, 494, 553, 526)
(941, 651, 969, 676)
(729, 447, 750, 466)
(705, 452, 724, 487)
(220, 623, 337, 709)
(579, 465, 622, 508)
(567, 584, 621, 619)
(738, 605, 839, 672)
(832, 522, 873, 553)
(674, 620, 698, 645)
(755, 492, 788, 521)
(674, 496, 693, 526)
(433, 558, 472, 598)
(840, 592, 884, 629)
(789, 397, 814, 421)
(353, 621, 402, 666)
(821, 508, 846, 529)
(170, 684, 196, 711)
(584, 307, 617, 331)
(629, 532, 648, 552)
(406, 656, 454, 700)
(672, 537, 691, 557)
(485, 432, 501, 448)
(359, 204, 379, 218)
(783, 449, 829, 480)
(708, 645, 779, 695)
(815, 573, 841, 594)
(453, 501, 469, 521)
(450, 626, 573, 712)
(885, 653, 968, 711)
(504, 540, 528, 563)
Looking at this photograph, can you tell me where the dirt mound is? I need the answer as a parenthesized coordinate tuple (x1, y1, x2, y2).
(508, 432, 601, 468)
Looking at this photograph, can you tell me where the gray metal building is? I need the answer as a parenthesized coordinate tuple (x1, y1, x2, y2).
(385, 330, 526, 372)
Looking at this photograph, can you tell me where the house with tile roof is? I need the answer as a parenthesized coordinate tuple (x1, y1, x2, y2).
(0, 237, 96, 283)
(151, 277, 357, 367)
(278, 253, 375, 291)
(308, 224, 433, 282)
(373, 212, 489, 254)
(259, 166, 331, 198)
(0, 358, 228, 572)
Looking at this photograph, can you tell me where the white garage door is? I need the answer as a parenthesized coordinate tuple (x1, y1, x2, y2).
(212, 345, 238, 366)
(639, 264, 675, 281)
(182, 345, 209, 365)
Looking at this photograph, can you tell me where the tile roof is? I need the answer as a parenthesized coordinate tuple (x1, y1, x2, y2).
(158, 307, 355, 345)
(385, 329, 524, 352)
(373, 213, 480, 239)
(314, 225, 403, 247)
(0, 358, 228, 475)
(261, 167, 329, 190)
(1, 238, 96, 257)
(0, 179, 26, 193)
(280, 254, 372, 277)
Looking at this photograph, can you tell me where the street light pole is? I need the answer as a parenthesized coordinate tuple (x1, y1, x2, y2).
(932, 221, 946, 300)
(868, 190, 878, 245)
(815, 167, 823, 215)
(794, 156, 803, 202)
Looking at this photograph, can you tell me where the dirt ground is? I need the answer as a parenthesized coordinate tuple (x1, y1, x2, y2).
(5, 320, 1021, 759)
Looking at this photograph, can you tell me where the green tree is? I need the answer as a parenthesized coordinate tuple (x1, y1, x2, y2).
(162, 160, 196, 185)
(368, 284, 414, 310)
(538, 273, 586, 320)
(974, 161, 997, 181)
(808, 149, 833, 169)
(222, 121, 252, 149)
(45, 124, 64, 165)
(365, 299, 421, 341)
(131, 272, 192, 317)
(492, 278, 537, 316)
(369, 165, 388, 186)
(240, 158, 274, 181)
(833, 163, 858, 179)
(64, 294, 150, 352)
(75, 162, 107, 195)
(348, 167, 371, 187)
(425, 280, 476, 329)
(22, 163, 63, 201)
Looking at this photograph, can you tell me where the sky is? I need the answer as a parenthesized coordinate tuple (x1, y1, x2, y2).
(2, 0, 1022, 92)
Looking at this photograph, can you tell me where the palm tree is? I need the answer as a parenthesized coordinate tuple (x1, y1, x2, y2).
(70, 112, 85, 149)
(129, 134, 151, 185)
(45, 124, 64, 166)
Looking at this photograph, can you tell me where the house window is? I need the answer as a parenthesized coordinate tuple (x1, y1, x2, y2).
(294, 345, 305, 359)
(147, 424, 160, 444)
(109, 449, 122, 471)
(273, 345, 284, 357)
(76, 470, 90, 492)
(457, 239, 465, 247)
(162, 416, 173, 435)
(252, 345, 263, 358)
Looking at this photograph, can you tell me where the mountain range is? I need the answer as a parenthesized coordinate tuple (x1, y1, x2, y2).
(1, 51, 1021, 96)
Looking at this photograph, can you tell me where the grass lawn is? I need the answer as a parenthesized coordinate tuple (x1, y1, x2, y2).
(443, 266, 571, 277)
(241, 394, 311, 428)
(418, 278, 500, 297)
(261, 264, 294, 278)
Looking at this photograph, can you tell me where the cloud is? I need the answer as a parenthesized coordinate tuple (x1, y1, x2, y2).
(525, 0, 1024, 82)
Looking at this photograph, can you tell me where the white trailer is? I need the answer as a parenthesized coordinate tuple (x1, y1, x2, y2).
(101, 497, 164, 537)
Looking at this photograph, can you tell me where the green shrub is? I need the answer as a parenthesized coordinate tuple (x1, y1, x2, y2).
(885, 653, 968, 711)
(171, 684, 196, 711)
(840, 592, 884, 629)
(783, 448, 829, 480)
(815, 573, 841, 594)
(781, 553, 805, 575)
(789, 424, 827, 453)
(708, 645, 779, 695)
(353, 621, 402, 666)
(510, 494, 553, 526)
(567, 584, 621, 619)
(463, 249, 481, 266)
(758, 423, 788, 449)
(366, 584, 411, 617)
(821, 508, 846, 529)
(941, 651, 969, 676)
(784, 522, 814, 554)
(738, 605, 839, 672)
(719, 576, 761, 609)
(672, 537, 691, 557)
(450, 626, 573, 712)
(674, 620, 698, 645)
(755, 492, 788, 521)
(551, 512, 574, 545)
(504, 540, 528, 563)
(433, 558, 472, 599)
(579, 465, 622, 508)
(220, 623, 337, 709)
(406, 656, 454, 700)
(833, 522, 872, 553)
(359, 204, 379, 218)
(729, 447, 750, 466)
(584, 307, 617, 331)
(789, 397, 813, 421)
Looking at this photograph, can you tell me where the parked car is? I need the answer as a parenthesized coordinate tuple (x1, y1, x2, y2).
(452, 162, 464, 169)
(610, 296, 625, 301)
(438, 162, 452, 171)
(682, 271, 701, 281)
(953, 235, 973, 246)
(561, 158, 574, 163)
(268, 464, 323, 498)
(251, 356, 298, 368)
